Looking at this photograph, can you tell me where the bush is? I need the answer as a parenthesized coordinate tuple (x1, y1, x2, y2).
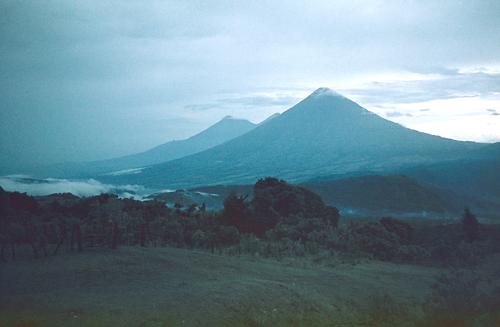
(379, 217, 413, 244)
(347, 222, 401, 260)
(216, 225, 240, 246)
(191, 229, 208, 248)
(239, 234, 262, 256)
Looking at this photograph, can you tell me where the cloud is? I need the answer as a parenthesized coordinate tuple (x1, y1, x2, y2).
(385, 111, 413, 118)
(1, 1, 500, 170)
(333, 68, 500, 143)
(218, 95, 299, 107)
(341, 70, 500, 105)
(486, 108, 499, 115)
(0, 175, 148, 199)
(185, 93, 301, 114)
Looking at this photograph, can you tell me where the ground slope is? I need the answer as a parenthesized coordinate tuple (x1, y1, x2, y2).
(0, 247, 439, 327)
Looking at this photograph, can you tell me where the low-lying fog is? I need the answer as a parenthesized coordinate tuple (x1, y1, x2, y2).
(0, 175, 150, 199)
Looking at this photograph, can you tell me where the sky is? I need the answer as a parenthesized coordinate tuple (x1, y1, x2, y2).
(1, 0, 500, 171)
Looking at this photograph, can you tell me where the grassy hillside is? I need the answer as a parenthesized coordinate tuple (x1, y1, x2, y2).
(2, 183, 500, 326)
(2, 246, 500, 327)
(1, 246, 441, 327)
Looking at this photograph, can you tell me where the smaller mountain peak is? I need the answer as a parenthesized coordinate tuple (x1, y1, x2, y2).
(222, 115, 235, 120)
(310, 87, 344, 98)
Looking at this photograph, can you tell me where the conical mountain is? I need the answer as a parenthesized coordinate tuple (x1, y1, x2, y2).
(258, 112, 280, 125)
(109, 115, 257, 170)
(103, 88, 485, 188)
(32, 116, 257, 178)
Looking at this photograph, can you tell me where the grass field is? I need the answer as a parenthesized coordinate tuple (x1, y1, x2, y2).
(0, 246, 447, 327)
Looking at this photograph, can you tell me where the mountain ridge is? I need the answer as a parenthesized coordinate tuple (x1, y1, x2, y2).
(28, 116, 258, 178)
(102, 88, 490, 188)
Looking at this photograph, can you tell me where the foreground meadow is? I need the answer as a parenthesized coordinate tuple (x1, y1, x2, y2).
(2, 246, 499, 327)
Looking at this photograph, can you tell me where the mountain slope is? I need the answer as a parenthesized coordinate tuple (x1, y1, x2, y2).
(101, 116, 257, 173)
(401, 158, 500, 203)
(149, 175, 459, 215)
(103, 88, 489, 188)
(303, 175, 449, 215)
(31, 116, 257, 178)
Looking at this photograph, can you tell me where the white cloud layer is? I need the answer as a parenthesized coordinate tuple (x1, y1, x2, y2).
(0, 175, 148, 199)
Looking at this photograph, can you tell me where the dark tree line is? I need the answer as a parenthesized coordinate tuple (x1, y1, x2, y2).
(1, 180, 499, 267)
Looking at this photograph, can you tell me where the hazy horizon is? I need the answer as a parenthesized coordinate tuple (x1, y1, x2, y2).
(1, 1, 500, 170)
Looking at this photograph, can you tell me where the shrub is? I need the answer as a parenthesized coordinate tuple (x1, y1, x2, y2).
(379, 217, 413, 244)
(216, 225, 240, 246)
(191, 229, 208, 248)
(239, 234, 262, 256)
(349, 222, 401, 260)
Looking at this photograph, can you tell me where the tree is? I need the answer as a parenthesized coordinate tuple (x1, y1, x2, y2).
(110, 221, 119, 249)
(220, 192, 252, 233)
(251, 177, 340, 233)
(462, 208, 479, 242)
(380, 217, 413, 244)
(324, 206, 340, 228)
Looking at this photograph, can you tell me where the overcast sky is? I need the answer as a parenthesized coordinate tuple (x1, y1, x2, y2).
(1, 0, 500, 170)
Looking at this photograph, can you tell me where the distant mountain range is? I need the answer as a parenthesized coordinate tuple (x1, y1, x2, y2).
(98, 115, 257, 174)
(29, 115, 259, 178)
(102, 88, 496, 188)
(9, 87, 499, 218)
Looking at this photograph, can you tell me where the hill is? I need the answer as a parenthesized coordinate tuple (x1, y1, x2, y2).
(303, 175, 448, 215)
(149, 175, 460, 216)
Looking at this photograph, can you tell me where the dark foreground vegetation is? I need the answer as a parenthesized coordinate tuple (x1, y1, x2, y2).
(1, 177, 500, 326)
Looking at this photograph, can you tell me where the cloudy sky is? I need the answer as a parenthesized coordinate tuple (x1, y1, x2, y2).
(1, 0, 500, 171)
